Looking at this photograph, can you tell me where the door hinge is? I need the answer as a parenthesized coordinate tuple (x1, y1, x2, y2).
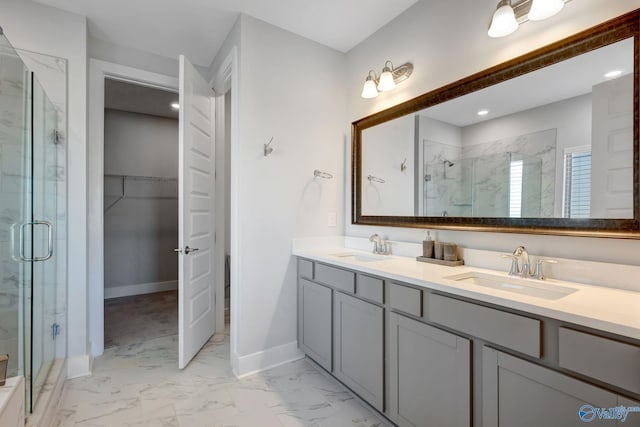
(51, 323, 60, 340)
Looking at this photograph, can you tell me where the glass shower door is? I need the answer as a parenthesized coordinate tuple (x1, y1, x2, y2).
(28, 75, 60, 411)
(1, 28, 65, 414)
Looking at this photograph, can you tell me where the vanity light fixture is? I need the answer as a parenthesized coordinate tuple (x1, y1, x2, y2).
(170, 102, 180, 109)
(361, 71, 379, 99)
(377, 61, 396, 92)
(528, 0, 564, 21)
(488, 0, 519, 38)
(488, 0, 569, 38)
(360, 61, 413, 99)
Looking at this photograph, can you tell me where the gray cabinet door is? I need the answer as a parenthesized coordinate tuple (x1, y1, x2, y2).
(482, 346, 639, 427)
(298, 278, 332, 371)
(618, 397, 640, 427)
(334, 291, 384, 412)
(388, 313, 471, 427)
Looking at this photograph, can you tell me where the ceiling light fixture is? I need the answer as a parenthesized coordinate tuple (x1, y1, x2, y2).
(171, 102, 180, 109)
(361, 61, 413, 99)
(604, 70, 622, 79)
(477, 109, 490, 116)
(488, 0, 569, 38)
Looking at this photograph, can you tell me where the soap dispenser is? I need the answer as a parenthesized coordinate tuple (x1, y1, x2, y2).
(423, 231, 434, 258)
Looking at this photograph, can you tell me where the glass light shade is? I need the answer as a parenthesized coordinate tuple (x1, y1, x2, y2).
(488, 2, 518, 38)
(377, 68, 396, 92)
(528, 0, 564, 21)
(361, 77, 379, 99)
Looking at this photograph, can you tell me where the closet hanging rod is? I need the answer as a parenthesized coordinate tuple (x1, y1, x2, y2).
(104, 174, 178, 214)
(104, 174, 178, 182)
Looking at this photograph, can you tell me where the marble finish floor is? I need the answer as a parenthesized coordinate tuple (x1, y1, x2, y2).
(57, 292, 389, 426)
(104, 290, 178, 348)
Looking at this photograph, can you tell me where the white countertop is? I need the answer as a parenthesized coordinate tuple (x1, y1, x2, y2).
(293, 244, 640, 341)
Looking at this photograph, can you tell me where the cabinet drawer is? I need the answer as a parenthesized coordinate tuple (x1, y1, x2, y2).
(356, 274, 384, 304)
(298, 258, 314, 279)
(428, 294, 541, 358)
(389, 283, 423, 317)
(559, 327, 640, 394)
(315, 263, 355, 293)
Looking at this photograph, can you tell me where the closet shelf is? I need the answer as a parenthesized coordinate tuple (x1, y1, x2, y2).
(105, 174, 178, 182)
(104, 174, 178, 213)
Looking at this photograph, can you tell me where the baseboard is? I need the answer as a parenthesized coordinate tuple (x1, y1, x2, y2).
(104, 280, 178, 299)
(232, 341, 304, 378)
(66, 354, 93, 379)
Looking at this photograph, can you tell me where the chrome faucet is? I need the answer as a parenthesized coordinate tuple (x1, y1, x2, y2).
(369, 234, 390, 255)
(503, 246, 557, 279)
(513, 246, 531, 277)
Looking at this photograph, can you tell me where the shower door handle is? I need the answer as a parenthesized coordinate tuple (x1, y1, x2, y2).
(19, 220, 54, 262)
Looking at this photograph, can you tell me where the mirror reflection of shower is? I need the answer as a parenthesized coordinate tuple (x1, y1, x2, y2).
(443, 159, 455, 179)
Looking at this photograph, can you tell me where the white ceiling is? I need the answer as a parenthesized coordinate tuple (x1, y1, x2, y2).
(33, 0, 418, 67)
(421, 38, 634, 128)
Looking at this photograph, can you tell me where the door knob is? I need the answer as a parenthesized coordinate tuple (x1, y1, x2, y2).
(175, 246, 199, 255)
(184, 246, 199, 255)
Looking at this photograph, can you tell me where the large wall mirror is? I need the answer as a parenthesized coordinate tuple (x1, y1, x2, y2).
(352, 11, 640, 238)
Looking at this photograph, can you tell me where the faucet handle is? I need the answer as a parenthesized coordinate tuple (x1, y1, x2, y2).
(502, 254, 520, 276)
(533, 258, 558, 280)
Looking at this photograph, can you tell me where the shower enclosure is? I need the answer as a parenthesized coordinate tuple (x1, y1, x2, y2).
(0, 28, 67, 413)
(423, 152, 543, 218)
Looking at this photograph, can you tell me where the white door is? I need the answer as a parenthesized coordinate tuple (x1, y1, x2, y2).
(591, 73, 634, 218)
(178, 55, 216, 369)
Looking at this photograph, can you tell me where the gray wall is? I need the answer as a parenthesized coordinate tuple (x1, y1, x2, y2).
(103, 109, 178, 294)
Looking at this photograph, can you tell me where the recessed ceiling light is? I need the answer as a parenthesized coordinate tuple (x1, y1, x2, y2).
(604, 70, 622, 79)
(171, 102, 180, 109)
(477, 109, 490, 116)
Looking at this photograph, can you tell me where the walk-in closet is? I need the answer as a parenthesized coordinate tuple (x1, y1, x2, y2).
(102, 79, 179, 347)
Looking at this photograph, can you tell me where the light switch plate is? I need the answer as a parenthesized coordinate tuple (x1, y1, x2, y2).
(328, 212, 337, 227)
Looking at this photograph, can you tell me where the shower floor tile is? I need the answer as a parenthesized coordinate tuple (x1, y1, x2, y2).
(55, 332, 388, 426)
(104, 290, 178, 348)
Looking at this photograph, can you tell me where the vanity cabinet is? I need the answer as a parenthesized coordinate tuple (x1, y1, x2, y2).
(483, 347, 640, 427)
(296, 257, 640, 427)
(333, 291, 384, 412)
(389, 312, 471, 427)
(298, 278, 332, 371)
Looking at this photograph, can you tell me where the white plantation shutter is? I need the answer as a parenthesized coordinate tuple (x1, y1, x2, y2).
(563, 147, 591, 218)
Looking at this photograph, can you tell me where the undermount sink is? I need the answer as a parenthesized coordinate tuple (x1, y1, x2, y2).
(330, 252, 389, 263)
(444, 271, 578, 300)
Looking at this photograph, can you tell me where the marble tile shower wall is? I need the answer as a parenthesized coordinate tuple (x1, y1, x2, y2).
(0, 49, 28, 377)
(424, 129, 556, 218)
(462, 128, 557, 217)
(423, 139, 463, 217)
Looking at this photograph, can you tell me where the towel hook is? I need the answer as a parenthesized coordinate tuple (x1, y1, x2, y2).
(400, 158, 407, 172)
(314, 170, 333, 179)
(264, 137, 274, 157)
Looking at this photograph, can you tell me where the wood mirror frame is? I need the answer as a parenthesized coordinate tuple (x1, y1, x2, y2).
(352, 10, 640, 238)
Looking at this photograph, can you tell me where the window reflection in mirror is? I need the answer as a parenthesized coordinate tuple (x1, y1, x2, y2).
(360, 38, 634, 219)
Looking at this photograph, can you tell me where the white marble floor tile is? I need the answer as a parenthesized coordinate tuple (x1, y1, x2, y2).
(56, 293, 389, 427)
